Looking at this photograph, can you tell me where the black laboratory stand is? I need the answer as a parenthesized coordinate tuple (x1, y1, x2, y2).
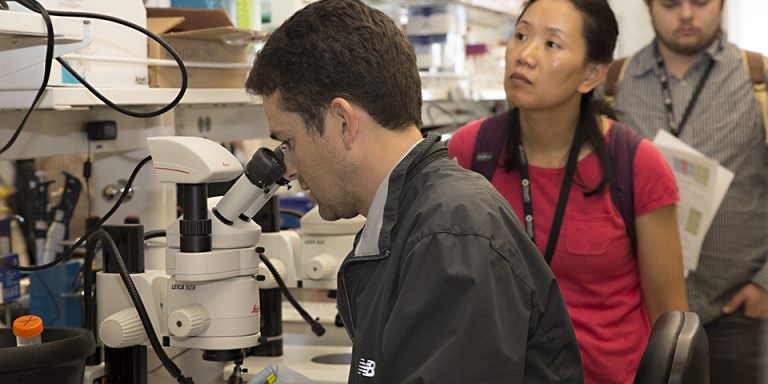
(250, 196, 284, 357)
(103, 224, 147, 384)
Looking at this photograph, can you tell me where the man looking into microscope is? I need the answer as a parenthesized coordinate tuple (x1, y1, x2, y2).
(245, 0, 583, 382)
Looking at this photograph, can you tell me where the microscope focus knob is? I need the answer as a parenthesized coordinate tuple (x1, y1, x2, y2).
(305, 254, 338, 280)
(100, 308, 146, 348)
(168, 304, 210, 337)
(257, 258, 286, 289)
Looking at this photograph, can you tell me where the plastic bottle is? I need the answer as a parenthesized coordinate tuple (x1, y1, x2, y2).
(13, 315, 43, 347)
(236, 0, 261, 30)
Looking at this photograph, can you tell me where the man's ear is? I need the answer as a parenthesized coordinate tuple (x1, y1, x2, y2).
(329, 97, 359, 150)
(578, 62, 609, 94)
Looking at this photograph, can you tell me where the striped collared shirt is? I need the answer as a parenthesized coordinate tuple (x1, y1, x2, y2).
(610, 36, 768, 324)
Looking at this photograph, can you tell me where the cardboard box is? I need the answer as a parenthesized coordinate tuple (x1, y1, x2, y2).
(146, 8, 259, 88)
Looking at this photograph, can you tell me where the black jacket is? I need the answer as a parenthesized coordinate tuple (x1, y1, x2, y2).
(337, 134, 583, 383)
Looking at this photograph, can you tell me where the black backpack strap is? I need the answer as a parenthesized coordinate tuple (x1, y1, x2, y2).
(470, 110, 513, 181)
(608, 121, 643, 257)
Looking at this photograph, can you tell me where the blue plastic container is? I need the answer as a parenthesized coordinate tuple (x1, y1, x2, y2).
(171, 0, 237, 24)
(279, 192, 314, 229)
(27, 260, 82, 327)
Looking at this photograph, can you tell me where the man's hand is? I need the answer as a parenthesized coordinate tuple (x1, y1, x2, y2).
(722, 283, 768, 319)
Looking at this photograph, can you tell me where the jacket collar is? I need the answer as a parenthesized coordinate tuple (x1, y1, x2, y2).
(353, 133, 446, 257)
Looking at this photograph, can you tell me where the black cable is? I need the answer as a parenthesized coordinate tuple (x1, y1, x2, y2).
(82, 230, 157, 367)
(0, 0, 54, 157)
(13, 0, 188, 118)
(278, 208, 305, 220)
(257, 249, 325, 337)
(78, 229, 165, 306)
(1, 0, 187, 156)
(58, 57, 184, 118)
(93, 229, 193, 384)
(0, 155, 152, 271)
(73, 241, 101, 292)
(81, 230, 106, 366)
(84, 141, 92, 218)
(36, 271, 62, 323)
(83, 232, 97, 340)
(143, 230, 167, 240)
(148, 349, 191, 374)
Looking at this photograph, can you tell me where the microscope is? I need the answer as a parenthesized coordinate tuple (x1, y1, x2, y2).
(96, 136, 292, 383)
(298, 206, 364, 290)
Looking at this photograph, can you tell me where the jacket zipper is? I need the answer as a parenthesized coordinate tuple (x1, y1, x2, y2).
(339, 261, 356, 339)
(339, 250, 392, 339)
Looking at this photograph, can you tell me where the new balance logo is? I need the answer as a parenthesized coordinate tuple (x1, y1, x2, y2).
(357, 358, 376, 377)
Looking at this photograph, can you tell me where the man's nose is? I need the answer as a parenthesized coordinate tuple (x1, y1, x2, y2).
(680, 1, 693, 19)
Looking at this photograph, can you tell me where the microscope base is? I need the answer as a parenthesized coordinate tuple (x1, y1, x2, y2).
(222, 345, 351, 384)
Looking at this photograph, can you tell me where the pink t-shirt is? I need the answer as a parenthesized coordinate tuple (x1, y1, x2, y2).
(448, 117, 679, 384)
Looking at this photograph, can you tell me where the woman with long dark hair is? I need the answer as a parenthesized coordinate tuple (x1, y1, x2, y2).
(448, 0, 688, 382)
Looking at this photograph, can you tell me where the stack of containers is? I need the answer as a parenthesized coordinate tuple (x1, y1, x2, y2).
(405, 3, 468, 101)
(406, 4, 467, 75)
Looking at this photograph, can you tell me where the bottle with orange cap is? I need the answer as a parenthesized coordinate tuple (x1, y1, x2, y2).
(13, 315, 43, 347)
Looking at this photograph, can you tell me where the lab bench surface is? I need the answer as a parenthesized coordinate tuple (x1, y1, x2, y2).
(223, 344, 352, 384)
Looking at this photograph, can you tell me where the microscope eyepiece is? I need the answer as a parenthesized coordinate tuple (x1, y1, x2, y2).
(243, 148, 286, 188)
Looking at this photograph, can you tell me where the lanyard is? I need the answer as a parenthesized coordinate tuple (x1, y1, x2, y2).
(654, 43, 718, 137)
(516, 130, 581, 265)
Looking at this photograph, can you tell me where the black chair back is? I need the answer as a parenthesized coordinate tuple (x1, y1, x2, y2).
(634, 311, 709, 384)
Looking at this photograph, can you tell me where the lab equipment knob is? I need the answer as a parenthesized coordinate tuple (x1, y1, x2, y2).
(305, 254, 338, 280)
(100, 308, 146, 348)
(102, 179, 134, 202)
(257, 258, 287, 289)
(168, 304, 210, 337)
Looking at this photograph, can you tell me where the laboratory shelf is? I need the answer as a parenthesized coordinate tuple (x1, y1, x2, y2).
(0, 9, 85, 43)
(369, 0, 521, 16)
(0, 87, 262, 110)
(450, 0, 521, 15)
(0, 85, 474, 110)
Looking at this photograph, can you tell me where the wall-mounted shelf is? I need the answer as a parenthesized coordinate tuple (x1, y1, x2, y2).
(0, 84, 496, 111)
(451, 0, 521, 15)
(0, 87, 261, 110)
(0, 10, 86, 47)
(368, 0, 520, 16)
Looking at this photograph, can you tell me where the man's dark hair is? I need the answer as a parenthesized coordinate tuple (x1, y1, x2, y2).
(246, 0, 423, 135)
